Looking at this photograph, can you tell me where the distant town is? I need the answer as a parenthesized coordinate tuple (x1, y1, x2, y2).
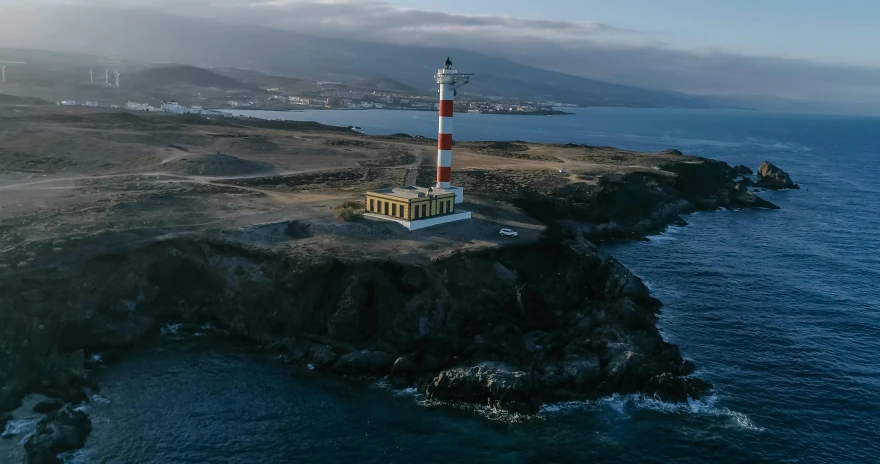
(56, 83, 574, 116)
(256, 85, 573, 115)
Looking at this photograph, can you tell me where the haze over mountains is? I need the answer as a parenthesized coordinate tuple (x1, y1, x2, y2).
(1, 3, 879, 114)
(0, 7, 715, 108)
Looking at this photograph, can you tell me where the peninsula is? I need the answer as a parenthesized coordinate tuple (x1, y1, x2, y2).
(0, 104, 793, 461)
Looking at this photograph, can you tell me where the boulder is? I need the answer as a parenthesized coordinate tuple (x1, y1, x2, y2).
(329, 350, 394, 376)
(727, 183, 780, 209)
(306, 344, 337, 369)
(24, 405, 92, 464)
(732, 165, 753, 175)
(390, 357, 415, 377)
(33, 399, 63, 414)
(757, 161, 799, 189)
(424, 362, 538, 413)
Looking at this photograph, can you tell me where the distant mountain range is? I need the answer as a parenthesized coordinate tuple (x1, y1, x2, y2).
(0, 7, 721, 109)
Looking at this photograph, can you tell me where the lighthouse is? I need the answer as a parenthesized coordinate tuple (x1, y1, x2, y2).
(435, 57, 472, 203)
(362, 57, 474, 230)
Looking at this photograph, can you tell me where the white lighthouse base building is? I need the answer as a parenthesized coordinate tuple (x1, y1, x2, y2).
(365, 210, 472, 231)
(447, 186, 465, 204)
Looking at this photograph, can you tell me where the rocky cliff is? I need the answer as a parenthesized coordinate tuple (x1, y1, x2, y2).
(0, 237, 706, 418)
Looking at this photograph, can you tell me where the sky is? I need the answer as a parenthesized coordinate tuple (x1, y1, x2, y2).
(388, 0, 880, 66)
(2, 0, 880, 104)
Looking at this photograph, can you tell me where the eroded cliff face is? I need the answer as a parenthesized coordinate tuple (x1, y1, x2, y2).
(0, 237, 705, 416)
(514, 158, 778, 241)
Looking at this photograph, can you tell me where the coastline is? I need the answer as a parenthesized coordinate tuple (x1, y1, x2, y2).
(0, 108, 795, 460)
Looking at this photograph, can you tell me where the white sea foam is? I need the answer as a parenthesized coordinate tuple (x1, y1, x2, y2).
(647, 225, 684, 243)
(160, 322, 182, 336)
(371, 377, 391, 390)
(415, 397, 540, 424)
(60, 447, 94, 464)
(89, 392, 111, 404)
(87, 353, 103, 364)
(539, 393, 764, 432)
(160, 322, 184, 340)
(1, 418, 38, 442)
(306, 363, 315, 370)
(395, 387, 419, 397)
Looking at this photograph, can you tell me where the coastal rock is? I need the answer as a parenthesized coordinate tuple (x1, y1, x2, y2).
(33, 399, 63, 414)
(424, 363, 539, 414)
(727, 183, 780, 209)
(329, 350, 394, 376)
(390, 357, 415, 377)
(0, 411, 11, 432)
(757, 161, 800, 189)
(24, 405, 92, 464)
(0, 237, 712, 417)
(307, 345, 338, 369)
(732, 165, 753, 175)
(658, 149, 683, 156)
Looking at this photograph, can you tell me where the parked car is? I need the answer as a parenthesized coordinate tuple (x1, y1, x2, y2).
(499, 228, 518, 237)
(558, 168, 568, 174)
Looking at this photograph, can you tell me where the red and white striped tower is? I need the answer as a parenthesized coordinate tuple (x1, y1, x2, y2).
(435, 57, 471, 199)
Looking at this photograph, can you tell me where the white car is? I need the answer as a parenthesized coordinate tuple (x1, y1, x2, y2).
(559, 169, 568, 174)
(499, 228, 518, 237)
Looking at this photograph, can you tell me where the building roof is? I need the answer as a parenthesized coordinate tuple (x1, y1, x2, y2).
(368, 186, 455, 200)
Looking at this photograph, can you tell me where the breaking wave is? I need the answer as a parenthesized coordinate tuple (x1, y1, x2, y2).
(540, 393, 764, 431)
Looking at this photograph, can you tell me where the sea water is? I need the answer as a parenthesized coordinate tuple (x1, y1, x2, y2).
(74, 108, 880, 463)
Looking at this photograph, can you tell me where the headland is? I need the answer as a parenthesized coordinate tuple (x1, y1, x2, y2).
(0, 104, 796, 461)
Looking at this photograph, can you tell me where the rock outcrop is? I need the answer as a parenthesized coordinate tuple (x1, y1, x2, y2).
(424, 363, 539, 414)
(24, 405, 92, 464)
(733, 165, 753, 175)
(33, 399, 63, 414)
(757, 161, 800, 189)
(0, 411, 11, 432)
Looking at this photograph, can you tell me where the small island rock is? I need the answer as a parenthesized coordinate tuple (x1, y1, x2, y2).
(757, 161, 799, 189)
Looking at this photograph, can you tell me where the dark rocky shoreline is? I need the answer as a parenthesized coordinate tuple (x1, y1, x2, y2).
(0, 156, 793, 462)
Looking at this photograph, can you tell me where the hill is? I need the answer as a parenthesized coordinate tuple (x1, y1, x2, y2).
(125, 65, 256, 91)
(0, 93, 50, 105)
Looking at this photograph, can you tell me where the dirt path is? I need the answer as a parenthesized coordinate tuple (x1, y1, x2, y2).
(403, 148, 424, 187)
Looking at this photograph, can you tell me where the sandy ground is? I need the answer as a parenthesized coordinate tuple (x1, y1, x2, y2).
(0, 106, 685, 270)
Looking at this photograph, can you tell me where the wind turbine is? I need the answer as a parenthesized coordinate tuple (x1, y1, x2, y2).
(114, 69, 120, 87)
(104, 69, 109, 86)
(90, 67, 94, 83)
(0, 61, 26, 83)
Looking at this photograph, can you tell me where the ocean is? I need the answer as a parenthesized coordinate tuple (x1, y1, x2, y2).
(71, 108, 880, 463)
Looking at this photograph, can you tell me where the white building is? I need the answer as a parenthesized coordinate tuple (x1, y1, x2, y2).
(126, 101, 158, 111)
(84, 101, 99, 107)
(161, 101, 185, 114)
(60, 101, 76, 106)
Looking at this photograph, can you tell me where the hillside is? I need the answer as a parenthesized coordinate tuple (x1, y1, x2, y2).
(125, 65, 256, 91)
(0, 93, 50, 105)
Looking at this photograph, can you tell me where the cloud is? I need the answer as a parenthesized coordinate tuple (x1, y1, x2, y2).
(163, 0, 638, 44)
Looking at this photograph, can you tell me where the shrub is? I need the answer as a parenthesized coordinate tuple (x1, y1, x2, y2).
(333, 201, 364, 222)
